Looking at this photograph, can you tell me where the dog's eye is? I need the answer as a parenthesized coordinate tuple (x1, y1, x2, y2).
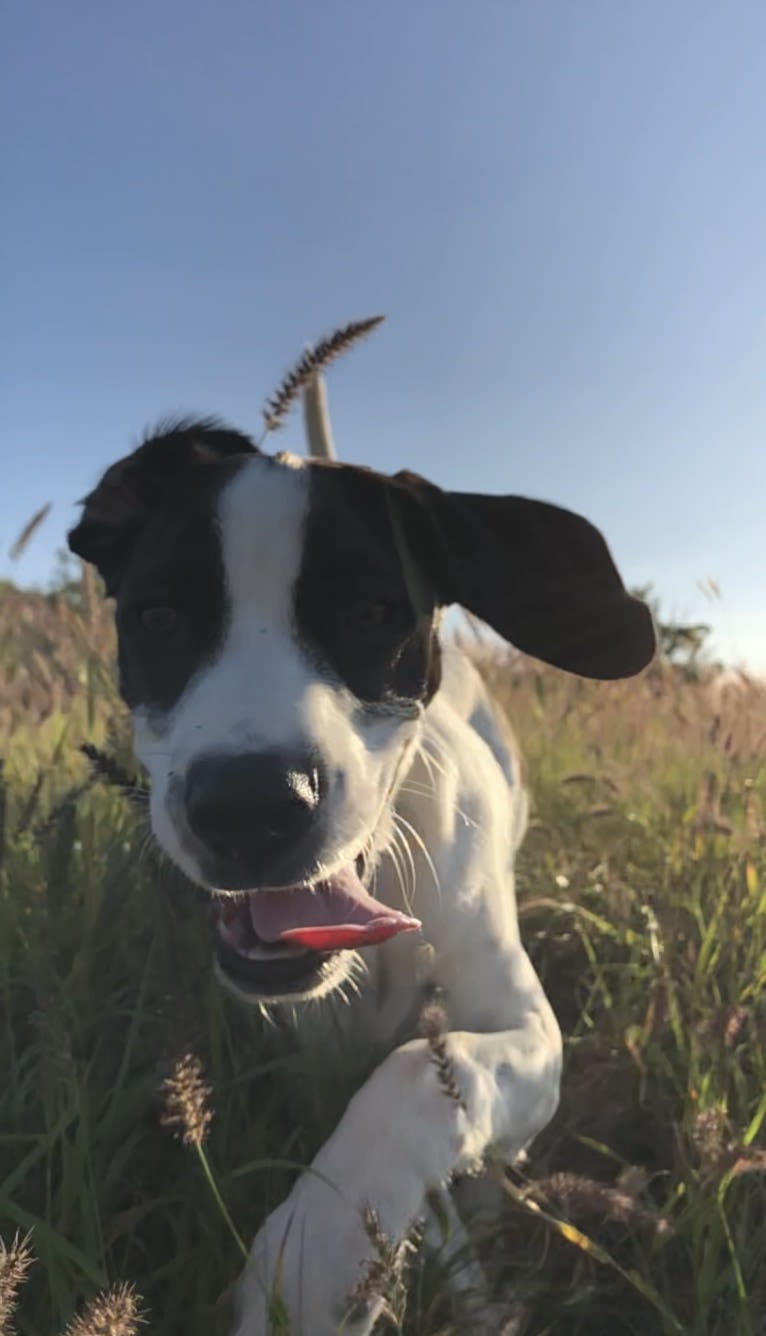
(139, 605, 179, 635)
(346, 599, 394, 632)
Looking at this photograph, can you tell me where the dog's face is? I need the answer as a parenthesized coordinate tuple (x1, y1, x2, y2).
(69, 419, 655, 1004)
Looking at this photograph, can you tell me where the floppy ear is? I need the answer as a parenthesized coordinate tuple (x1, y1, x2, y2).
(68, 419, 258, 595)
(388, 470, 656, 681)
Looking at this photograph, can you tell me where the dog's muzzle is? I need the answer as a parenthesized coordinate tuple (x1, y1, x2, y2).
(179, 749, 421, 1000)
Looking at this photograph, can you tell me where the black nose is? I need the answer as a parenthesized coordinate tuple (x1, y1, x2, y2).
(184, 751, 324, 887)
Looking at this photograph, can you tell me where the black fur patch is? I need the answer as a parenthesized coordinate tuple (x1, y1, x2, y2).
(69, 420, 257, 712)
(295, 463, 442, 711)
(114, 468, 238, 712)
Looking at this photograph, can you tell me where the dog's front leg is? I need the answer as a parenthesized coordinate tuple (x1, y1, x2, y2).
(231, 1008, 561, 1336)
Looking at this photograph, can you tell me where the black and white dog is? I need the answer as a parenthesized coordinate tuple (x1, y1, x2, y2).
(68, 418, 655, 1334)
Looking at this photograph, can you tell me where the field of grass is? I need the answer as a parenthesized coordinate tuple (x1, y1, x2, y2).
(1, 568, 765, 1335)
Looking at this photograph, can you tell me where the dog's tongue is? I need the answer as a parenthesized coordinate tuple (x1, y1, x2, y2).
(247, 866, 421, 951)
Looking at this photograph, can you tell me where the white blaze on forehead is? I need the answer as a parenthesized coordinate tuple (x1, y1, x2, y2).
(150, 453, 317, 760)
(217, 454, 309, 625)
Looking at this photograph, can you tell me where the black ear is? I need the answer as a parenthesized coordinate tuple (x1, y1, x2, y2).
(68, 419, 258, 595)
(388, 470, 656, 681)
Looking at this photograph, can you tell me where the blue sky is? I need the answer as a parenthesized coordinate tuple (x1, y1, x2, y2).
(4, 0, 766, 668)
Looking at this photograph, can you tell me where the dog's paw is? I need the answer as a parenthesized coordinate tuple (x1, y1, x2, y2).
(230, 1044, 460, 1334)
(230, 1177, 408, 1335)
(229, 1038, 489, 1335)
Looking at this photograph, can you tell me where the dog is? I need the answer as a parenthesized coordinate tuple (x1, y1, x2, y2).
(68, 416, 655, 1334)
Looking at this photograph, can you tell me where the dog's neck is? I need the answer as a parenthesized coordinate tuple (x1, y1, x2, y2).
(310, 647, 528, 1052)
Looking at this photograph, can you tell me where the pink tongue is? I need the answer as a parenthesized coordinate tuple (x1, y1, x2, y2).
(247, 865, 421, 952)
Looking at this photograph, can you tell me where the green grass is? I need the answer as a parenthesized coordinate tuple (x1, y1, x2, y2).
(1, 579, 766, 1335)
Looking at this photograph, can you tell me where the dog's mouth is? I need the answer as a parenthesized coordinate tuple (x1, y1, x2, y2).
(211, 856, 421, 1000)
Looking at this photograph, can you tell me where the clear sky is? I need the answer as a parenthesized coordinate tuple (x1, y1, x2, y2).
(4, 0, 766, 668)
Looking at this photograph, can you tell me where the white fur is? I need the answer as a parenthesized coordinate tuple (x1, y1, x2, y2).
(230, 647, 562, 1333)
(131, 455, 562, 1332)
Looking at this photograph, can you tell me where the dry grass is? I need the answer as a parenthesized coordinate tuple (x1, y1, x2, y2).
(1, 567, 766, 1335)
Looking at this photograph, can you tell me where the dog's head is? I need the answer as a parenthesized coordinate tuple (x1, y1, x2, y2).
(69, 419, 655, 1003)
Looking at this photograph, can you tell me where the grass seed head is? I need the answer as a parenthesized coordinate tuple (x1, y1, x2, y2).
(348, 1208, 422, 1324)
(418, 987, 466, 1110)
(0, 1231, 34, 1334)
(160, 1051, 213, 1148)
(533, 1171, 669, 1236)
(262, 315, 385, 430)
(62, 1283, 145, 1336)
(690, 1106, 730, 1176)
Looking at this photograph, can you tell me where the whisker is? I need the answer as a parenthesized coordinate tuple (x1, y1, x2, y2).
(398, 780, 436, 799)
(401, 779, 478, 834)
(382, 833, 411, 919)
(416, 742, 449, 791)
(419, 736, 454, 780)
(389, 824, 417, 915)
(385, 828, 410, 895)
(394, 813, 441, 900)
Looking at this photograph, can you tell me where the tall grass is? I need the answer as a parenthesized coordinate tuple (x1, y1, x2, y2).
(1, 567, 765, 1334)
